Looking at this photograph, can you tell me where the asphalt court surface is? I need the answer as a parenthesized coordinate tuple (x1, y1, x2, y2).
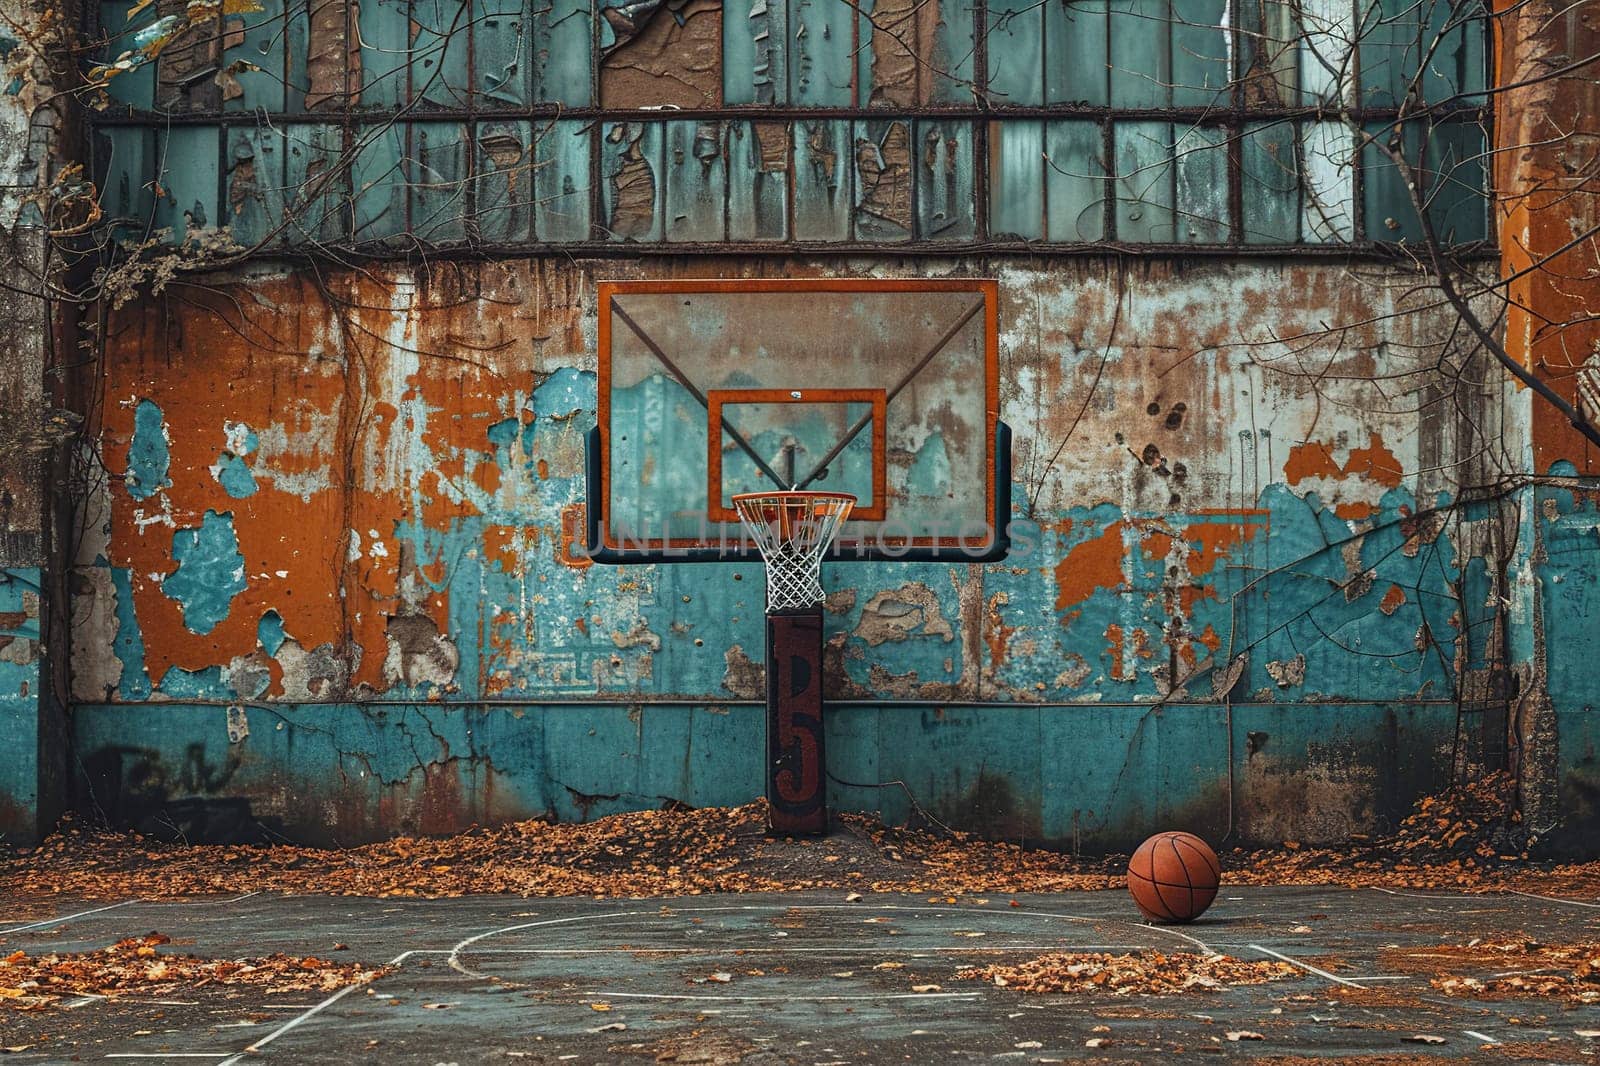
(2, 887, 1597, 1062)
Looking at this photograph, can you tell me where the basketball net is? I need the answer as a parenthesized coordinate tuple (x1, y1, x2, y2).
(732, 492, 856, 612)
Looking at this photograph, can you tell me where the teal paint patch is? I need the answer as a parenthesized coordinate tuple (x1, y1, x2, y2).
(110, 566, 152, 700)
(906, 431, 953, 498)
(162, 510, 246, 635)
(214, 453, 259, 498)
(157, 664, 230, 699)
(0, 568, 41, 840)
(213, 423, 260, 498)
(257, 610, 286, 655)
(126, 399, 171, 500)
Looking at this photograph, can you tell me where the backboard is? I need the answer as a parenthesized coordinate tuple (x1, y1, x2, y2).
(587, 278, 1007, 563)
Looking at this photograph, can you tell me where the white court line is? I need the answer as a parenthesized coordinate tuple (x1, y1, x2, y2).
(0, 900, 140, 935)
(1249, 944, 1388, 989)
(1, 892, 264, 937)
(446, 912, 650, 978)
(213, 950, 417, 1066)
(1464, 1031, 1499, 1044)
(443, 944, 1155, 956)
(593, 991, 980, 1003)
(106, 1055, 233, 1059)
(1509, 890, 1600, 910)
(1372, 886, 1600, 910)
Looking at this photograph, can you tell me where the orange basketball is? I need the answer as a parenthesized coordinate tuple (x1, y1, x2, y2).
(1127, 831, 1221, 924)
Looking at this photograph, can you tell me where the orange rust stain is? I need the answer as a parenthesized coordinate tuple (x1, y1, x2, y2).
(1344, 434, 1403, 488)
(1334, 501, 1377, 521)
(1186, 522, 1261, 579)
(537, 458, 549, 479)
(1104, 623, 1125, 680)
(1105, 624, 1152, 681)
(559, 503, 593, 570)
(1196, 623, 1222, 654)
(1053, 522, 1125, 612)
(985, 597, 1016, 670)
(482, 525, 525, 574)
(1380, 584, 1407, 616)
(1283, 433, 1404, 495)
(1283, 441, 1343, 485)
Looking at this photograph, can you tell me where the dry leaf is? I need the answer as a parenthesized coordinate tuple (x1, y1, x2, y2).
(1403, 1035, 1446, 1045)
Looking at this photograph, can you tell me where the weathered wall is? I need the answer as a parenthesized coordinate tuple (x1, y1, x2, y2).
(0, 0, 69, 844)
(64, 255, 1561, 849)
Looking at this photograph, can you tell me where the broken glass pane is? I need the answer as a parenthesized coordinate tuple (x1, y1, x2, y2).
(226, 127, 286, 246)
(477, 120, 535, 242)
(665, 120, 728, 242)
(1114, 121, 1175, 241)
(727, 122, 789, 240)
(411, 0, 472, 108)
(221, 0, 287, 112)
(854, 119, 914, 240)
(601, 121, 664, 241)
(724, 0, 787, 103)
(793, 119, 852, 239)
(1045, 120, 1107, 241)
(915, 120, 976, 240)
(100, 0, 158, 110)
(1300, 120, 1355, 241)
(96, 127, 157, 237)
(928, 0, 977, 104)
(1235, 0, 1298, 107)
(988, 120, 1044, 240)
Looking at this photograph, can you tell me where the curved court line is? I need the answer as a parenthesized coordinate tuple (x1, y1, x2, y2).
(1, 892, 264, 937)
(1372, 886, 1600, 910)
(446, 911, 651, 978)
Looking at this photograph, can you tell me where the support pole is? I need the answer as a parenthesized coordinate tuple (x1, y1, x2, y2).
(765, 608, 827, 834)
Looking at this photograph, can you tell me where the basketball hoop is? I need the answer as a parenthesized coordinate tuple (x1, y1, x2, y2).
(732, 491, 856, 612)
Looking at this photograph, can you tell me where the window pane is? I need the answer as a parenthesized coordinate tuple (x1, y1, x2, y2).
(854, 119, 914, 240)
(350, 123, 408, 241)
(1045, 120, 1106, 241)
(358, 0, 410, 108)
(223, 0, 287, 112)
(1114, 121, 1174, 242)
(1301, 120, 1355, 242)
(100, 0, 158, 109)
(475, 0, 528, 107)
(665, 120, 729, 242)
(1422, 0, 1487, 103)
(1109, 0, 1170, 107)
(793, 119, 852, 240)
(1359, 0, 1420, 107)
(1426, 119, 1487, 243)
(1362, 119, 1425, 242)
(986, 0, 1045, 105)
(226, 128, 286, 246)
(534, 119, 593, 241)
(1242, 121, 1299, 243)
(1170, 0, 1230, 108)
(792, 0, 857, 105)
(410, 0, 471, 108)
(1177, 124, 1230, 242)
(601, 121, 665, 241)
(1299, 0, 1356, 106)
(1236, 0, 1297, 107)
(533, 0, 593, 105)
(727, 122, 789, 240)
(724, 0, 787, 104)
(1046, 0, 1109, 105)
(989, 120, 1044, 240)
(410, 122, 470, 243)
(283, 124, 345, 242)
(916, 121, 976, 240)
(477, 120, 535, 242)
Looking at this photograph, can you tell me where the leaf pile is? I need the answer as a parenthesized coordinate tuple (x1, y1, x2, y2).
(1383, 940, 1600, 1005)
(957, 951, 1298, 995)
(0, 802, 1123, 903)
(0, 934, 385, 1011)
